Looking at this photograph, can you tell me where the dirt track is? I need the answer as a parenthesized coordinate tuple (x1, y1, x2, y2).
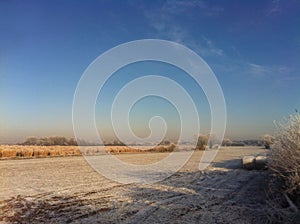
(0, 147, 269, 223)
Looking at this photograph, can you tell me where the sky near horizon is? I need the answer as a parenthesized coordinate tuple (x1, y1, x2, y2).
(1, 0, 300, 144)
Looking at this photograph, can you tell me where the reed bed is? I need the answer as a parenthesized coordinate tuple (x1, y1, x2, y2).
(0, 144, 179, 159)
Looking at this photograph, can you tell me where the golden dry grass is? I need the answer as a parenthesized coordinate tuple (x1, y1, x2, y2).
(106, 144, 176, 154)
(0, 144, 179, 159)
(0, 145, 81, 159)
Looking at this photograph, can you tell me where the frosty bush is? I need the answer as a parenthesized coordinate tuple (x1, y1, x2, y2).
(263, 134, 274, 149)
(268, 113, 300, 199)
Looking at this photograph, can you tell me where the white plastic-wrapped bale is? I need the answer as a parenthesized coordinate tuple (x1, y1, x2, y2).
(242, 156, 255, 170)
(254, 156, 267, 170)
(242, 155, 268, 170)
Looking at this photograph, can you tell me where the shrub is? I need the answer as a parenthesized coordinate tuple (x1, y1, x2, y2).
(20, 136, 79, 146)
(230, 142, 245, 147)
(167, 143, 176, 151)
(196, 134, 208, 150)
(149, 144, 176, 153)
(222, 138, 232, 146)
(268, 113, 300, 205)
(263, 134, 274, 149)
(22, 136, 39, 145)
(104, 140, 126, 146)
(158, 140, 171, 145)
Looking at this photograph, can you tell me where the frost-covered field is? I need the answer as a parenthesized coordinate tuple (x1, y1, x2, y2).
(0, 147, 268, 223)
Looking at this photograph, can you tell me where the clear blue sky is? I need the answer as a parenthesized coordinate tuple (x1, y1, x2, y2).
(1, 0, 299, 143)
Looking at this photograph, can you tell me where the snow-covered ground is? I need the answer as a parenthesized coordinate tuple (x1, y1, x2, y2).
(0, 147, 269, 223)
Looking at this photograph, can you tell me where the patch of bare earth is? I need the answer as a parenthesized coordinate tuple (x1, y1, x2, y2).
(0, 147, 269, 223)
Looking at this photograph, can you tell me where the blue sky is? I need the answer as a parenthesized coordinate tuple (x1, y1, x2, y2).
(1, 0, 300, 143)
